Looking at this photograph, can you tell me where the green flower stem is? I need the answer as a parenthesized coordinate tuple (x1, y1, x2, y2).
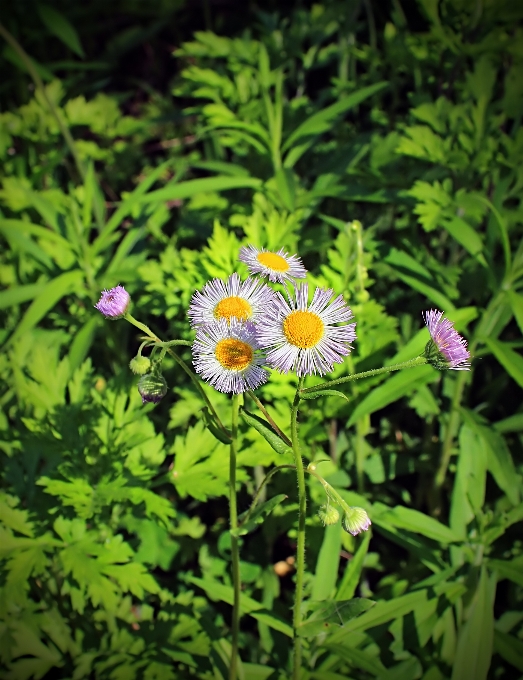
(229, 394, 241, 680)
(247, 391, 292, 446)
(124, 313, 228, 434)
(291, 377, 306, 680)
(155, 339, 193, 347)
(240, 464, 296, 527)
(0, 22, 90, 196)
(300, 355, 428, 395)
(306, 465, 352, 515)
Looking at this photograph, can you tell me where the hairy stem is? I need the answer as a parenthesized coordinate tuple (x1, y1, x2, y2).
(229, 394, 241, 680)
(300, 356, 428, 394)
(291, 377, 306, 680)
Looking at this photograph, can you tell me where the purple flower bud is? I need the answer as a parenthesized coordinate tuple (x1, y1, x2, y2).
(342, 507, 372, 536)
(423, 310, 471, 371)
(95, 286, 130, 319)
(137, 372, 168, 404)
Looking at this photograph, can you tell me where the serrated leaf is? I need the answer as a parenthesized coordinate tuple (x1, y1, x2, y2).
(240, 408, 290, 455)
(235, 494, 287, 536)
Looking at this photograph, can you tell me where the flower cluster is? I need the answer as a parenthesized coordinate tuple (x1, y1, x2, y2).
(189, 245, 358, 392)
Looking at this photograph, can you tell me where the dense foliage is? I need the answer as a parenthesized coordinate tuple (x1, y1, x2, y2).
(1, 1, 522, 678)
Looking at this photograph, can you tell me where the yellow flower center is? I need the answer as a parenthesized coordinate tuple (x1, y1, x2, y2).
(215, 338, 254, 371)
(283, 310, 324, 349)
(257, 251, 290, 272)
(214, 296, 252, 322)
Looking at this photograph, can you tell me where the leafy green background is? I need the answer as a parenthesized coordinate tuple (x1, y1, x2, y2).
(1, 0, 522, 678)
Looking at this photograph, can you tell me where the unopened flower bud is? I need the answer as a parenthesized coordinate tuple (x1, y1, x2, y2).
(95, 285, 130, 319)
(137, 372, 168, 404)
(129, 356, 151, 375)
(318, 504, 340, 526)
(342, 507, 371, 536)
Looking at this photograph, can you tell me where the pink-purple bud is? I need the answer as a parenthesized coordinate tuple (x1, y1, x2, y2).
(95, 286, 130, 319)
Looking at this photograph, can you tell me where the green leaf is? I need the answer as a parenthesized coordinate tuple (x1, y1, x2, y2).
(488, 558, 523, 587)
(327, 588, 430, 641)
(0, 282, 46, 310)
(323, 643, 387, 676)
(311, 522, 342, 601)
(493, 629, 523, 673)
(300, 389, 350, 402)
(378, 658, 423, 680)
(139, 176, 262, 204)
(92, 160, 173, 256)
(68, 316, 99, 375)
(273, 167, 296, 212)
(240, 408, 290, 455)
(201, 407, 232, 444)
(188, 576, 292, 637)
(451, 568, 494, 680)
(336, 530, 371, 601)
(235, 494, 287, 537)
(484, 337, 523, 389)
(443, 216, 486, 264)
(37, 3, 85, 57)
(450, 424, 487, 538)
(298, 598, 375, 638)
(8, 269, 85, 345)
(460, 410, 520, 505)
(348, 365, 434, 426)
(282, 82, 388, 167)
(375, 505, 460, 544)
(384, 248, 455, 311)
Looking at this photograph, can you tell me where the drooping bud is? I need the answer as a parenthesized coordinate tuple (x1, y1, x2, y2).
(318, 504, 340, 526)
(342, 507, 371, 536)
(95, 285, 130, 319)
(423, 310, 470, 371)
(137, 372, 168, 404)
(129, 356, 151, 375)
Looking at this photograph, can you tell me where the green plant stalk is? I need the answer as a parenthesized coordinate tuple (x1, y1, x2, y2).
(124, 313, 228, 434)
(247, 391, 292, 446)
(229, 393, 241, 680)
(0, 22, 86, 185)
(291, 377, 306, 680)
(300, 355, 427, 394)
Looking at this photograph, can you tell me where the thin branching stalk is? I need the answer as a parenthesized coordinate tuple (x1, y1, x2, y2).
(248, 391, 292, 446)
(291, 376, 306, 680)
(229, 394, 241, 680)
(124, 314, 229, 434)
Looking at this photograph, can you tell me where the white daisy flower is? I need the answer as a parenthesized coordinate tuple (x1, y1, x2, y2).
(188, 273, 275, 328)
(256, 283, 356, 377)
(239, 245, 307, 284)
(192, 319, 269, 394)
